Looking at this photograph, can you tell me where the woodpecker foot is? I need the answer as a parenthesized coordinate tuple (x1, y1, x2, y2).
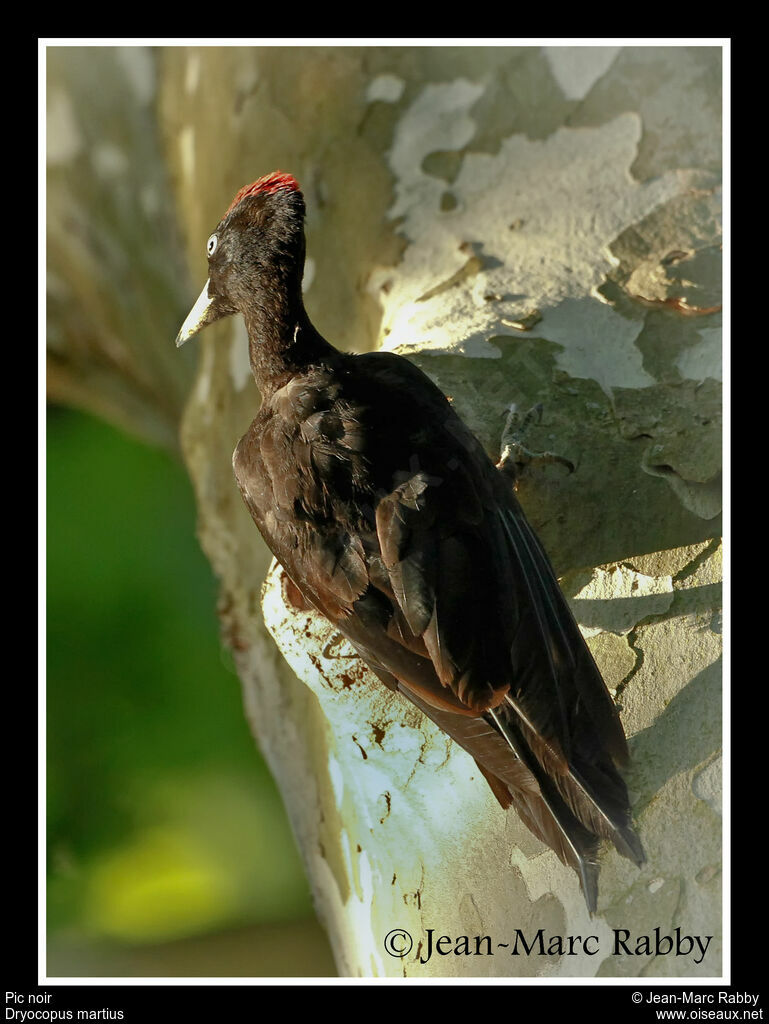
(496, 403, 575, 485)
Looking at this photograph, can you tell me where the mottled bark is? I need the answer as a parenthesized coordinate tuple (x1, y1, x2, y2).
(47, 44, 723, 978)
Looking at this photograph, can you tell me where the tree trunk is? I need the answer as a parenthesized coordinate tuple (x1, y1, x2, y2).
(46, 43, 723, 978)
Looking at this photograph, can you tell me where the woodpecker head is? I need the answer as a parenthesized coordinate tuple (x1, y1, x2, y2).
(175, 171, 306, 347)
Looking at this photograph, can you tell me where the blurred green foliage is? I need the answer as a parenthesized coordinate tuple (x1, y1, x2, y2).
(46, 405, 321, 960)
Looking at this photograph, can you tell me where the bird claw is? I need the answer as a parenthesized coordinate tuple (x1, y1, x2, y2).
(496, 402, 575, 484)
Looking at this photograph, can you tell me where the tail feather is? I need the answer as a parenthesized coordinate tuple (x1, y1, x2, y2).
(488, 707, 601, 912)
(497, 696, 644, 869)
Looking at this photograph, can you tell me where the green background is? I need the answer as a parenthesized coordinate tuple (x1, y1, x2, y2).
(46, 404, 335, 976)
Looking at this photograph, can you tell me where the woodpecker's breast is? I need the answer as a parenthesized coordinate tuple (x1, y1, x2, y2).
(233, 366, 372, 543)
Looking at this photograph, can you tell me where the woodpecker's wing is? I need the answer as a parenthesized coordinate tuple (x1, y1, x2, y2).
(349, 353, 627, 752)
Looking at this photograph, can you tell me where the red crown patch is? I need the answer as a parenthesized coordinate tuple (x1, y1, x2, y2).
(224, 171, 301, 217)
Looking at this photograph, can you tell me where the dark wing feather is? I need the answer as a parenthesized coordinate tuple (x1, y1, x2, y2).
(500, 500, 630, 767)
(375, 473, 437, 637)
(374, 461, 509, 713)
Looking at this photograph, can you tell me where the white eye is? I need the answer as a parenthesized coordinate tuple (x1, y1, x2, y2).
(207, 234, 218, 256)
